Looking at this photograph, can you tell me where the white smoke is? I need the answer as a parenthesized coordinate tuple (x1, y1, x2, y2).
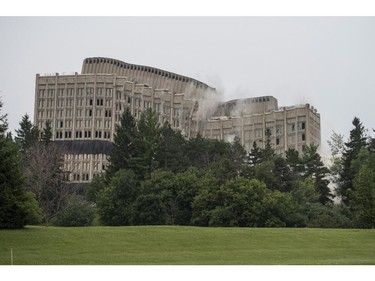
(195, 87, 224, 120)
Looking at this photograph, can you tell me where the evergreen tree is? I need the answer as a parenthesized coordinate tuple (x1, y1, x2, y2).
(0, 99, 7, 136)
(15, 113, 39, 153)
(0, 100, 41, 228)
(159, 122, 189, 173)
(248, 141, 262, 166)
(261, 128, 276, 161)
(41, 120, 53, 144)
(227, 136, 247, 176)
(96, 169, 139, 225)
(302, 144, 332, 204)
(106, 108, 138, 179)
(339, 117, 367, 205)
(352, 164, 375, 228)
(285, 148, 304, 177)
(132, 108, 163, 179)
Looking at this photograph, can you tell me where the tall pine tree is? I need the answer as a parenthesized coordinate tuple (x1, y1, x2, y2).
(106, 107, 138, 180)
(15, 113, 39, 153)
(339, 117, 367, 205)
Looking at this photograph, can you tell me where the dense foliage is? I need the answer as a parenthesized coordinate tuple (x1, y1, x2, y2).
(0, 101, 42, 228)
(86, 109, 374, 228)
(2, 94, 374, 229)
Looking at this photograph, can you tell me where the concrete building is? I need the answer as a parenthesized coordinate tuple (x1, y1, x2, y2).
(34, 57, 321, 183)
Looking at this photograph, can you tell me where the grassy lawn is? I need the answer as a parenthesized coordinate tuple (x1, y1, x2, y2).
(0, 226, 374, 265)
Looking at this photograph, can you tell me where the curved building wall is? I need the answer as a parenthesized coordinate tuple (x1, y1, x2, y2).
(81, 57, 216, 99)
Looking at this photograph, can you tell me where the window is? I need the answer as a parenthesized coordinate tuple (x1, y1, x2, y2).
(48, 89, 55, 97)
(302, 133, 306, 141)
(38, 89, 45, 97)
(276, 125, 283, 135)
(105, 110, 112, 117)
(97, 99, 104, 106)
(84, 131, 92, 138)
(86, 87, 94, 96)
(66, 99, 73, 107)
(86, 99, 93, 106)
(97, 88, 103, 96)
(77, 88, 84, 96)
(67, 88, 74, 96)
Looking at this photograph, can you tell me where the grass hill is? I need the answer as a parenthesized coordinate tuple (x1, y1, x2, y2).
(0, 226, 374, 265)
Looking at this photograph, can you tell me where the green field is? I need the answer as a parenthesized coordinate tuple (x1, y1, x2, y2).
(0, 226, 374, 265)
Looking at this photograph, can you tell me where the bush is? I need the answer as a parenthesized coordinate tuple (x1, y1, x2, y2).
(51, 196, 95, 227)
(306, 203, 352, 228)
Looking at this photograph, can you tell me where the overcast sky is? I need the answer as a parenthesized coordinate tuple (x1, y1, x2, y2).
(1, 16, 374, 155)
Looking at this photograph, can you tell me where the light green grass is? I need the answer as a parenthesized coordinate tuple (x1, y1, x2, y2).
(0, 226, 374, 265)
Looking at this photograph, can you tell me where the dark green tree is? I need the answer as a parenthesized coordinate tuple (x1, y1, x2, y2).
(96, 169, 139, 225)
(51, 195, 95, 227)
(302, 144, 332, 204)
(261, 128, 276, 161)
(339, 117, 367, 205)
(41, 120, 52, 144)
(15, 113, 39, 153)
(229, 136, 247, 175)
(285, 148, 304, 176)
(0, 100, 41, 228)
(85, 173, 107, 203)
(131, 108, 163, 179)
(185, 134, 231, 169)
(0, 99, 7, 136)
(248, 141, 262, 166)
(106, 108, 138, 179)
(352, 164, 375, 228)
(159, 122, 189, 173)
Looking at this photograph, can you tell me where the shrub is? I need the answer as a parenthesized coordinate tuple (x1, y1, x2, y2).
(51, 196, 95, 227)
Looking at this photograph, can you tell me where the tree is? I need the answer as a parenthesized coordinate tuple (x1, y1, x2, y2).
(106, 108, 138, 179)
(96, 169, 139, 225)
(15, 113, 39, 153)
(130, 108, 163, 179)
(41, 120, 53, 144)
(339, 117, 367, 205)
(229, 136, 247, 175)
(0, 98, 7, 136)
(261, 128, 276, 161)
(327, 131, 345, 178)
(86, 173, 107, 203)
(0, 100, 41, 228)
(248, 141, 262, 166)
(51, 195, 95, 227)
(302, 144, 332, 204)
(185, 134, 231, 169)
(347, 148, 375, 228)
(23, 142, 71, 224)
(159, 122, 189, 173)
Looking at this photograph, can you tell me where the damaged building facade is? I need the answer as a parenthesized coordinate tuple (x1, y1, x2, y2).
(34, 57, 321, 183)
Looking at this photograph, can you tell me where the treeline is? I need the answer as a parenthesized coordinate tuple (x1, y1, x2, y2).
(86, 108, 374, 228)
(1, 99, 374, 229)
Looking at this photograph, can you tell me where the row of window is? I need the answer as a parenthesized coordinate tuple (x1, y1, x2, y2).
(38, 88, 113, 98)
(54, 130, 111, 140)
